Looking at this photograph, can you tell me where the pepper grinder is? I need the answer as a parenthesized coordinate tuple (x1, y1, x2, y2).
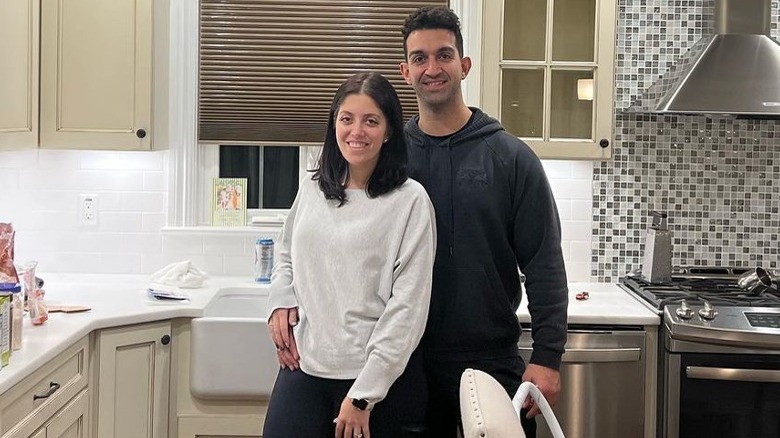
(641, 210, 672, 284)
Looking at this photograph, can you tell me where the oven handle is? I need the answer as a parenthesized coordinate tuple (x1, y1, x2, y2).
(519, 347, 641, 363)
(686, 366, 780, 383)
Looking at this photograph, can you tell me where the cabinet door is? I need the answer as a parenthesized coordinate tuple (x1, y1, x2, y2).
(96, 321, 171, 438)
(45, 390, 89, 438)
(0, 0, 39, 150)
(482, 0, 616, 159)
(40, 0, 153, 150)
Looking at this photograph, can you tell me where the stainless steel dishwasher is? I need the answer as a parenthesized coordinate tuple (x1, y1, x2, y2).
(519, 326, 651, 438)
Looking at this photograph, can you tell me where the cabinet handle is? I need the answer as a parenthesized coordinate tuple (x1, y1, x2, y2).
(599, 138, 610, 148)
(33, 382, 61, 400)
(136, 129, 147, 139)
(161, 334, 171, 345)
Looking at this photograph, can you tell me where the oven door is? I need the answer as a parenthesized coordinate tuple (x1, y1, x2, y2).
(664, 350, 780, 438)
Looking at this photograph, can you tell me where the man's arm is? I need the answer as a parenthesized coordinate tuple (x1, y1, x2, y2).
(510, 140, 569, 412)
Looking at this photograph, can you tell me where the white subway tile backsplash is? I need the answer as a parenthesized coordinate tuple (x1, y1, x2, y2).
(162, 234, 204, 254)
(143, 172, 167, 191)
(549, 179, 592, 201)
(0, 150, 37, 168)
(80, 170, 145, 191)
(560, 220, 592, 243)
(99, 212, 143, 232)
(204, 235, 250, 256)
(120, 192, 165, 212)
(142, 213, 167, 232)
(36, 150, 81, 170)
(120, 233, 163, 254)
(541, 160, 573, 178)
(80, 151, 165, 171)
(0, 169, 19, 189)
(555, 200, 573, 221)
(571, 200, 593, 221)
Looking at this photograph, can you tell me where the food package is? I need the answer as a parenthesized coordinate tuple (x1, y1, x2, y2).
(0, 224, 19, 286)
(1, 292, 11, 367)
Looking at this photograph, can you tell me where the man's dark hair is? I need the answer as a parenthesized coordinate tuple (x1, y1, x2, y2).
(401, 6, 464, 59)
(313, 72, 408, 206)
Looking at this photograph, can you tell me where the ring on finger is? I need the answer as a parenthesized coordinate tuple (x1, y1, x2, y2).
(354, 433, 363, 438)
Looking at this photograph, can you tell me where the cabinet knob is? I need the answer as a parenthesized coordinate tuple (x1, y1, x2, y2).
(161, 334, 171, 345)
(599, 138, 610, 148)
(136, 129, 147, 139)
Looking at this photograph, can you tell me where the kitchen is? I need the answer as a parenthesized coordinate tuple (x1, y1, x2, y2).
(1, 0, 779, 437)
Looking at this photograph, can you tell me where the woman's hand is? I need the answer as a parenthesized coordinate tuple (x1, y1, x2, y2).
(334, 397, 370, 438)
(267, 307, 300, 369)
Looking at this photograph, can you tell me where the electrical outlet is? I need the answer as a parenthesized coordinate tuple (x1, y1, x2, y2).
(80, 194, 98, 226)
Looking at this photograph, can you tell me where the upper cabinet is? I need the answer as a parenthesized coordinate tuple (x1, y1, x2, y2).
(0, 0, 39, 150)
(0, 0, 169, 151)
(481, 0, 616, 160)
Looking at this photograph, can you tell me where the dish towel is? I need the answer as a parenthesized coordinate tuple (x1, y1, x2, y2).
(150, 260, 208, 288)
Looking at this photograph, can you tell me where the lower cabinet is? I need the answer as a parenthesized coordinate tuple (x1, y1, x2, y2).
(0, 337, 89, 438)
(177, 416, 262, 438)
(93, 321, 171, 438)
(30, 390, 89, 438)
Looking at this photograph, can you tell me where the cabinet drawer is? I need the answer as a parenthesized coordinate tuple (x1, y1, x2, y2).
(0, 336, 89, 436)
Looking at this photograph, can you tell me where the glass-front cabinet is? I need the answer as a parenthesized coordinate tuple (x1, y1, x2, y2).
(481, 0, 616, 159)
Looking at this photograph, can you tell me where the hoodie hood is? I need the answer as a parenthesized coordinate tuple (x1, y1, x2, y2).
(405, 108, 504, 148)
(628, 0, 780, 117)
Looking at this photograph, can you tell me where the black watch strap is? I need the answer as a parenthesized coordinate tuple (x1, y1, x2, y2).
(351, 398, 369, 411)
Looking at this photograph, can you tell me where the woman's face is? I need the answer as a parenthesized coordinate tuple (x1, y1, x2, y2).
(335, 93, 388, 181)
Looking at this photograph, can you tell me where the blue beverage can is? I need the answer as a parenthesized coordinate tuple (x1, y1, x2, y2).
(254, 238, 274, 283)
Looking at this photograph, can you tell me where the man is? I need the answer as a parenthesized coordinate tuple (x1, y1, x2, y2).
(398, 6, 568, 437)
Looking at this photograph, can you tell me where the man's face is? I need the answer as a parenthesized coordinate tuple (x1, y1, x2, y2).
(400, 29, 471, 110)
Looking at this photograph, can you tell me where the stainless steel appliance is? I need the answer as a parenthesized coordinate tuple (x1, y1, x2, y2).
(519, 327, 650, 438)
(621, 267, 780, 438)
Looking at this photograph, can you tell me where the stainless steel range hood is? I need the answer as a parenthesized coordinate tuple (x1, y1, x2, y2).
(628, 0, 780, 116)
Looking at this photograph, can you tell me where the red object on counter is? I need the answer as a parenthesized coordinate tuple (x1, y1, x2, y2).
(576, 291, 590, 301)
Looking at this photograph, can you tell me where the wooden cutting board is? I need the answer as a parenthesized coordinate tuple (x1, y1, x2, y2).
(46, 304, 91, 313)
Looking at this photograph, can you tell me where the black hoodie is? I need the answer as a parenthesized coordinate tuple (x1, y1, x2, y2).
(404, 108, 568, 370)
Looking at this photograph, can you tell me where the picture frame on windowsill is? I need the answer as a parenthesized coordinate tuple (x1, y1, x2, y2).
(211, 177, 248, 226)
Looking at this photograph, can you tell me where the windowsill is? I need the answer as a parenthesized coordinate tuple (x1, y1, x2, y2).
(161, 225, 282, 236)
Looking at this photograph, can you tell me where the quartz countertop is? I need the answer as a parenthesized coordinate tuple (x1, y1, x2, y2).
(0, 275, 658, 394)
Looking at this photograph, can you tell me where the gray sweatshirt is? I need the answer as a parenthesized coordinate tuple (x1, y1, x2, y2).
(268, 177, 436, 405)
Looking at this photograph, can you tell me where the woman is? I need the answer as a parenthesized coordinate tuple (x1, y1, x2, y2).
(263, 72, 436, 438)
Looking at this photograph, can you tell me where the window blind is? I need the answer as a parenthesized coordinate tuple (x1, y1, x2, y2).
(199, 0, 446, 144)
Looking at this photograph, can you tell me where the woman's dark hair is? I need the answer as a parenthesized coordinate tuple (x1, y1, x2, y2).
(401, 6, 464, 59)
(313, 71, 408, 206)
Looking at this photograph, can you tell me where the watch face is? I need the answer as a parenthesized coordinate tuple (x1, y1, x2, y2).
(351, 398, 369, 410)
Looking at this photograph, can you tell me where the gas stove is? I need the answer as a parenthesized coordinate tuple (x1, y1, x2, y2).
(621, 266, 780, 310)
(621, 266, 780, 348)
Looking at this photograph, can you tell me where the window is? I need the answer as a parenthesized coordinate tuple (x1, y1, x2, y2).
(201, 144, 320, 224)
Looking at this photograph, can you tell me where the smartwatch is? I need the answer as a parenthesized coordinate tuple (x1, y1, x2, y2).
(351, 398, 370, 411)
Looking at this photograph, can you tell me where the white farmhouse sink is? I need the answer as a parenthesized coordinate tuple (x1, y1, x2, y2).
(190, 287, 279, 399)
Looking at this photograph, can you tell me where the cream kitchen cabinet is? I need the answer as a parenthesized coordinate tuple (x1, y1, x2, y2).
(93, 321, 171, 438)
(28, 390, 89, 438)
(0, 0, 169, 151)
(481, 0, 616, 159)
(0, 337, 89, 438)
(0, 0, 39, 150)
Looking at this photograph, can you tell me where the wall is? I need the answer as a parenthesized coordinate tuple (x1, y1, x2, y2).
(594, 0, 780, 281)
(0, 148, 593, 280)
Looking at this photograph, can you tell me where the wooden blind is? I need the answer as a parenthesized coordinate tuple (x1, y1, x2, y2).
(199, 0, 446, 145)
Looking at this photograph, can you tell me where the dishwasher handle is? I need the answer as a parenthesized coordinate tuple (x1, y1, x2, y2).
(519, 347, 641, 363)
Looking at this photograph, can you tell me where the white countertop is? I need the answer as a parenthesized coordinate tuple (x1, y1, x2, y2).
(0, 275, 658, 394)
(517, 282, 660, 325)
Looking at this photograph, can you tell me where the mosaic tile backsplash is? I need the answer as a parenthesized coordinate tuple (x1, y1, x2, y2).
(594, 0, 780, 281)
